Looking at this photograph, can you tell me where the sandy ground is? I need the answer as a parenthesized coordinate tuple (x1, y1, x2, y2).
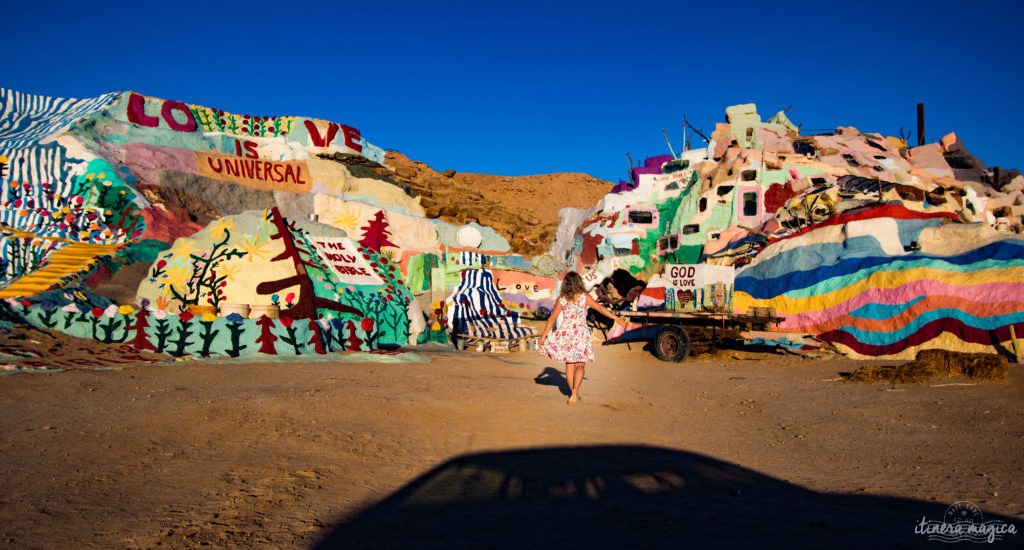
(1, 341, 1022, 549)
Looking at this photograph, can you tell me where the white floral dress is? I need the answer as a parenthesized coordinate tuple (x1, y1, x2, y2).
(539, 294, 595, 363)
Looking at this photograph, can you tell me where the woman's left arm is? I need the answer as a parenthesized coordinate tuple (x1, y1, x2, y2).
(586, 294, 625, 325)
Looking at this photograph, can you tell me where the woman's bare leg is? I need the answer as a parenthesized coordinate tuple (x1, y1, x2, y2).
(564, 363, 576, 404)
(571, 362, 585, 402)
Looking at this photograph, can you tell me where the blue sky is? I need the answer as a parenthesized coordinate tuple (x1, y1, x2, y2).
(7, 0, 1024, 183)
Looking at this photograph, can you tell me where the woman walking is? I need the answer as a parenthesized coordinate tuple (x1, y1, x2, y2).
(538, 271, 626, 405)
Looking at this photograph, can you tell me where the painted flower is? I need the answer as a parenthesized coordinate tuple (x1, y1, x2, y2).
(154, 309, 168, 320)
(167, 238, 199, 261)
(118, 305, 135, 316)
(202, 313, 217, 323)
(104, 305, 119, 318)
(225, 312, 244, 324)
(39, 300, 57, 312)
(330, 319, 345, 331)
(209, 217, 235, 241)
(361, 318, 374, 332)
(163, 264, 191, 294)
(140, 297, 151, 310)
(62, 303, 79, 313)
(178, 312, 194, 323)
(155, 295, 171, 311)
(280, 316, 293, 328)
(239, 235, 269, 262)
(90, 307, 104, 318)
(20, 299, 32, 307)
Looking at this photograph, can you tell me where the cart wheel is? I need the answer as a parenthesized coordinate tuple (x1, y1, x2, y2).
(653, 326, 690, 362)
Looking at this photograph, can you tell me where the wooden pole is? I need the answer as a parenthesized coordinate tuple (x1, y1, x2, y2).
(1011, 325, 1022, 364)
(917, 103, 925, 146)
(662, 128, 677, 159)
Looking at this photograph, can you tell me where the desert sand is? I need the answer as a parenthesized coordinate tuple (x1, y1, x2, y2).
(1, 338, 1021, 549)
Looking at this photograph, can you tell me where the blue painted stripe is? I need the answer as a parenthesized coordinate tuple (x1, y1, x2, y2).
(848, 296, 925, 320)
(736, 240, 1024, 299)
(834, 309, 1024, 346)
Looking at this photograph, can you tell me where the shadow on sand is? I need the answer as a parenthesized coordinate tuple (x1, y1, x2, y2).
(311, 444, 1018, 549)
(532, 366, 571, 396)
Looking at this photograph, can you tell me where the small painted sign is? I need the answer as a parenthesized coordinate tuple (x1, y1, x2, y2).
(665, 264, 735, 289)
(311, 237, 383, 286)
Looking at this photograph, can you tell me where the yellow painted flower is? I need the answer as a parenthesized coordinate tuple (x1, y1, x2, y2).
(239, 235, 269, 263)
(167, 238, 199, 260)
(209, 217, 235, 241)
(202, 313, 218, 323)
(331, 206, 362, 233)
(118, 305, 135, 315)
(163, 264, 191, 293)
(218, 263, 240, 281)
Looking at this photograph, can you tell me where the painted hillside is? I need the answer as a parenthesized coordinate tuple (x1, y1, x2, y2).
(1, 87, 1022, 363)
(0, 87, 604, 362)
(556, 104, 1024, 359)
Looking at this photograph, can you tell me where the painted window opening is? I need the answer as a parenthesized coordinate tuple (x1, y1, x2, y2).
(699, 197, 708, 212)
(842, 154, 861, 167)
(663, 159, 690, 173)
(716, 185, 734, 197)
(627, 209, 656, 226)
(682, 224, 700, 235)
(742, 191, 759, 217)
(657, 234, 680, 254)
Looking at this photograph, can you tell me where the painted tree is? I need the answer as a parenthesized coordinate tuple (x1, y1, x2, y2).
(358, 210, 397, 251)
(308, 319, 326, 354)
(256, 208, 363, 320)
(126, 310, 157, 352)
(255, 315, 278, 354)
(345, 319, 364, 350)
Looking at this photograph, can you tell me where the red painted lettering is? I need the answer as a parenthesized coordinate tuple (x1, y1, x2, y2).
(161, 100, 198, 132)
(295, 166, 306, 184)
(224, 159, 239, 177)
(206, 157, 223, 173)
(263, 162, 275, 182)
(304, 120, 338, 147)
(234, 139, 258, 159)
(284, 165, 296, 183)
(127, 93, 197, 132)
(340, 124, 363, 153)
(254, 162, 263, 180)
(272, 164, 284, 181)
(127, 92, 159, 127)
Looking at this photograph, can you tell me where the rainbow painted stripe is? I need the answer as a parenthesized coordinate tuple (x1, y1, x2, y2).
(735, 218, 1024, 359)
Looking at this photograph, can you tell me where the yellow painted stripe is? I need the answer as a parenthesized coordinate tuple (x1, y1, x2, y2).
(0, 242, 121, 299)
(734, 266, 1024, 315)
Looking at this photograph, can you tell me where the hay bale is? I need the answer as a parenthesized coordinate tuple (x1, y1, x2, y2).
(848, 349, 1008, 383)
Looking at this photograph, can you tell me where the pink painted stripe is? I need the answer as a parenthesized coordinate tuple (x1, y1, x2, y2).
(776, 279, 1024, 330)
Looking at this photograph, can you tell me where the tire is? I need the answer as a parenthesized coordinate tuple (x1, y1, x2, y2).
(653, 326, 690, 362)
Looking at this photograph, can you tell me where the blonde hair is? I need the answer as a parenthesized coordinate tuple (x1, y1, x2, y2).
(559, 271, 586, 302)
